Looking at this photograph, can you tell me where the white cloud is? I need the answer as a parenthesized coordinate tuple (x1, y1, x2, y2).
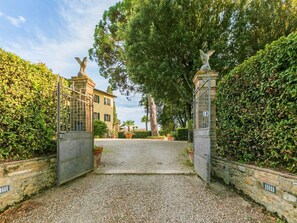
(2, 0, 145, 129)
(0, 12, 26, 27)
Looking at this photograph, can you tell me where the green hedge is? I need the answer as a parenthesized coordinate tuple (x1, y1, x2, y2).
(217, 33, 297, 173)
(0, 48, 61, 161)
(118, 131, 151, 138)
(176, 128, 188, 141)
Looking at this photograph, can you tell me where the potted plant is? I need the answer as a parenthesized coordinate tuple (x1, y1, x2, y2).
(110, 129, 117, 138)
(94, 145, 103, 167)
(121, 120, 136, 139)
(187, 146, 194, 164)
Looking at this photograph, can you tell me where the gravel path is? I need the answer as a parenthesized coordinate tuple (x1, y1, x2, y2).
(0, 139, 275, 223)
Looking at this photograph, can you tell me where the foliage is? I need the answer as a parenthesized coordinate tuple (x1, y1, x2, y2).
(133, 131, 151, 138)
(121, 120, 136, 132)
(217, 33, 297, 173)
(89, 0, 136, 96)
(0, 48, 59, 160)
(176, 128, 189, 141)
(91, 0, 297, 141)
(118, 130, 151, 138)
(94, 120, 108, 138)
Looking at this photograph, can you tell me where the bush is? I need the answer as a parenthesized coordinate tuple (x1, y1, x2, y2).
(0, 48, 61, 161)
(217, 33, 297, 173)
(118, 131, 125, 138)
(118, 131, 151, 138)
(94, 120, 108, 138)
(176, 128, 188, 141)
(133, 131, 151, 138)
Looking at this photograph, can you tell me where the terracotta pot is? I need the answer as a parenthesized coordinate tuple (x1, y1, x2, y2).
(125, 132, 133, 139)
(188, 150, 194, 164)
(94, 146, 103, 167)
(167, 134, 172, 141)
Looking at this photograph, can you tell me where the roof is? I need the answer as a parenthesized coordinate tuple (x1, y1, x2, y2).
(94, 88, 117, 98)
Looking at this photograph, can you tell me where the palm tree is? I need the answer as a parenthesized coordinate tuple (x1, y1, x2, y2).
(121, 120, 135, 132)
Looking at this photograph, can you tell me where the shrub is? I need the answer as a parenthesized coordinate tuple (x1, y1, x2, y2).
(176, 128, 188, 141)
(94, 120, 108, 138)
(118, 131, 125, 138)
(217, 32, 297, 173)
(0, 48, 60, 161)
(118, 131, 151, 138)
(133, 131, 151, 138)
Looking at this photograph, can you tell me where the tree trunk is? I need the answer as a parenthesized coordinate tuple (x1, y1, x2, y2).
(148, 95, 159, 136)
(146, 98, 149, 131)
(187, 104, 193, 143)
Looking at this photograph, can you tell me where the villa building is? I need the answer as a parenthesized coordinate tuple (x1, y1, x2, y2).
(93, 88, 117, 130)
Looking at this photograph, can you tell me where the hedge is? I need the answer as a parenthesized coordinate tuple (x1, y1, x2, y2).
(0, 48, 61, 161)
(176, 128, 188, 141)
(217, 32, 297, 173)
(118, 131, 151, 138)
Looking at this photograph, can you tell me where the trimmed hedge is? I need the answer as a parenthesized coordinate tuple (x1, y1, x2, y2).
(0, 48, 61, 161)
(217, 33, 297, 173)
(176, 128, 188, 141)
(118, 131, 151, 138)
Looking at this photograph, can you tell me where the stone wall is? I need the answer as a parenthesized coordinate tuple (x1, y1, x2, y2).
(212, 156, 297, 223)
(0, 156, 56, 211)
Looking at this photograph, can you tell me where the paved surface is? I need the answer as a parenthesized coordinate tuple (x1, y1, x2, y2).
(95, 139, 194, 175)
(0, 139, 275, 223)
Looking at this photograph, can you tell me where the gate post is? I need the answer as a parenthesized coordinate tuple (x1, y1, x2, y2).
(70, 75, 95, 132)
(193, 70, 218, 155)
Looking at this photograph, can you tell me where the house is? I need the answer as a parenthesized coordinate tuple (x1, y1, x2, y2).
(93, 88, 117, 130)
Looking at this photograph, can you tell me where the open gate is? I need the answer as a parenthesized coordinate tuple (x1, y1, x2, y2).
(193, 77, 211, 183)
(56, 82, 94, 186)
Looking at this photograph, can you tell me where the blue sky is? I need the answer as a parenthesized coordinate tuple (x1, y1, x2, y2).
(0, 0, 145, 128)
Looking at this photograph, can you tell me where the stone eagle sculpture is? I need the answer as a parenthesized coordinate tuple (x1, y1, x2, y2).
(199, 50, 215, 71)
(75, 57, 87, 76)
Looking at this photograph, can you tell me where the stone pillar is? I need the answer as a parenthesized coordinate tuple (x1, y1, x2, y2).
(193, 70, 218, 156)
(70, 76, 95, 132)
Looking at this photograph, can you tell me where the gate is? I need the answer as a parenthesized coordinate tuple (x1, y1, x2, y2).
(193, 77, 211, 183)
(56, 82, 94, 186)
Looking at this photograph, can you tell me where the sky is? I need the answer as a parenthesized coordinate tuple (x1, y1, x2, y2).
(0, 0, 145, 129)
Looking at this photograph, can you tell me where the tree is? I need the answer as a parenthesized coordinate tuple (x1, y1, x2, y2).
(121, 120, 135, 132)
(90, 0, 297, 141)
(89, 0, 136, 96)
(148, 95, 159, 136)
(94, 120, 108, 138)
(139, 94, 149, 131)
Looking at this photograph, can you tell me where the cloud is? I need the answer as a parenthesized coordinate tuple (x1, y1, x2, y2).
(1, 0, 145, 129)
(0, 12, 26, 27)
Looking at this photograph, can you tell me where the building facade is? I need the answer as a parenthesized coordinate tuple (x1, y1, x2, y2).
(93, 89, 116, 130)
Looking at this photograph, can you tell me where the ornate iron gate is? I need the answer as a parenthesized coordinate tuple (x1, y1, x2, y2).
(56, 82, 94, 186)
(194, 77, 211, 183)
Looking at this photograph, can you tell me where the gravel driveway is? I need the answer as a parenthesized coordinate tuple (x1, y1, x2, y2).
(0, 139, 276, 223)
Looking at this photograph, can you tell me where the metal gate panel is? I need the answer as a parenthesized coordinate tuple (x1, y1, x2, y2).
(57, 82, 94, 186)
(194, 129, 210, 183)
(194, 77, 211, 183)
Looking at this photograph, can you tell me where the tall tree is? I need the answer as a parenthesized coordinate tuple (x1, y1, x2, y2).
(148, 95, 159, 136)
(89, 0, 136, 96)
(90, 0, 297, 140)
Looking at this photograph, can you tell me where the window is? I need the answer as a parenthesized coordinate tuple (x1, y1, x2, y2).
(94, 95, 100, 103)
(94, 112, 100, 120)
(104, 97, 111, 106)
(104, 114, 111, 122)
